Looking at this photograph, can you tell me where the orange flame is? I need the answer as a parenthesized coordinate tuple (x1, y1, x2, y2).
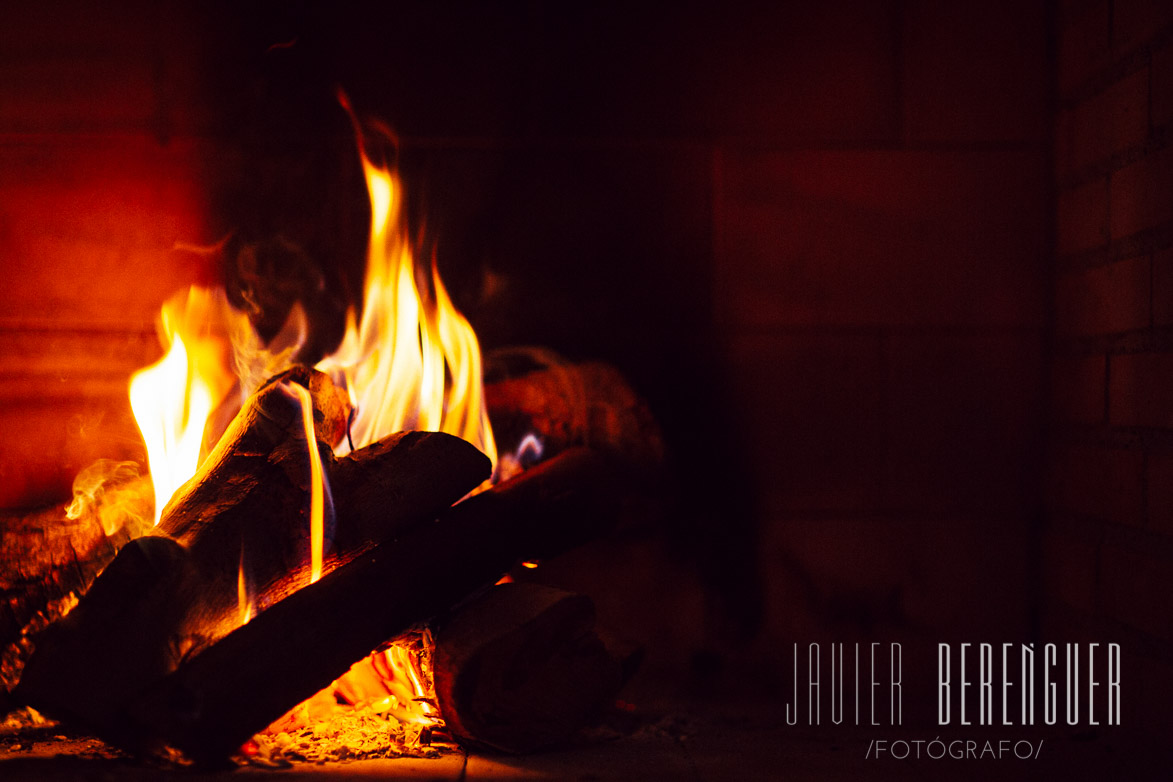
(238, 543, 254, 625)
(129, 118, 496, 524)
(316, 127, 497, 473)
(129, 334, 210, 525)
(285, 381, 329, 584)
(129, 288, 242, 523)
(123, 109, 494, 738)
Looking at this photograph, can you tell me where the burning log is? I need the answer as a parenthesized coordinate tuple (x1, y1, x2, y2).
(0, 470, 152, 694)
(433, 582, 630, 754)
(485, 347, 664, 478)
(119, 448, 618, 765)
(13, 367, 490, 746)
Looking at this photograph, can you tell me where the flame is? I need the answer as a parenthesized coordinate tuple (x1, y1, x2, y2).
(285, 382, 329, 584)
(129, 335, 209, 525)
(367, 643, 437, 725)
(316, 133, 497, 474)
(128, 288, 247, 523)
(128, 118, 497, 522)
(497, 432, 544, 483)
(119, 108, 499, 744)
(238, 544, 254, 625)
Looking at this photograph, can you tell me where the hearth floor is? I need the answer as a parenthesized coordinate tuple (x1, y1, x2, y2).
(1, 697, 1166, 781)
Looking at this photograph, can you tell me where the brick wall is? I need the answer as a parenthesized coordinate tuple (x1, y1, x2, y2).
(715, 1, 1050, 693)
(0, 2, 1058, 701)
(1048, 0, 1173, 735)
(0, 2, 221, 507)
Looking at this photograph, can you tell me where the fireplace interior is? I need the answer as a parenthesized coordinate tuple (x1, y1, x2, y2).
(2, 0, 1172, 778)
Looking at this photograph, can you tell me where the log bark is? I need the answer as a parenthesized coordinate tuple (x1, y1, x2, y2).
(120, 447, 618, 766)
(3, 366, 346, 698)
(433, 582, 625, 754)
(0, 473, 151, 694)
(13, 367, 490, 744)
(484, 347, 664, 479)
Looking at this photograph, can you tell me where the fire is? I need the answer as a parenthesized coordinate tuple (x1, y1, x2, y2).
(285, 381, 330, 584)
(238, 544, 254, 625)
(119, 105, 500, 745)
(129, 288, 243, 524)
(129, 121, 497, 526)
(316, 130, 497, 474)
(129, 336, 209, 526)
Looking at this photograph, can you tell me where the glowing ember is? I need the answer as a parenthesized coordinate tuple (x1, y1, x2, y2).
(237, 545, 254, 625)
(256, 630, 443, 763)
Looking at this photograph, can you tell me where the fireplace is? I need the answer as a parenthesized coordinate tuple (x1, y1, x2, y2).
(2, 1, 1172, 778)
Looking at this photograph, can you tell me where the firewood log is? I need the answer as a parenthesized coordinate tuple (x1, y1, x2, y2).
(13, 366, 490, 746)
(0, 473, 152, 695)
(433, 582, 625, 754)
(484, 347, 664, 478)
(3, 365, 347, 699)
(120, 447, 618, 765)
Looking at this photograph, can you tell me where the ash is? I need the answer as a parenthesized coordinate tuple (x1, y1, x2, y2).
(246, 710, 454, 767)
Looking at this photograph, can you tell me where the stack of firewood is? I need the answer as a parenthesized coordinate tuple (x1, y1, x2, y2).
(1, 350, 661, 766)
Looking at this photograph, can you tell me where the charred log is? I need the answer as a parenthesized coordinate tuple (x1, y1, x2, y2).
(121, 447, 618, 766)
(0, 473, 152, 694)
(485, 347, 664, 478)
(13, 367, 489, 746)
(434, 582, 632, 754)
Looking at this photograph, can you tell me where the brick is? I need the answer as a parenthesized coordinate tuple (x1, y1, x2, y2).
(758, 515, 1030, 646)
(716, 149, 1047, 328)
(0, 2, 168, 134)
(1153, 44, 1173, 130)
(0, 328, 157, 402)
(1042, 526, 1101, 613)
(305, 4, 533, 140)
(531, 1, 898, 142)
(1153, 248, 1173, 324)
(0, 396, 143, 509)
(0, 136, 221, 328)
(724, 332, 884, 514)
(1055, 255, 1151, 336)
(1050, 354, 1107, 424)
(759, 516, 918, 643)
(1057, 178, 1109, 255)
(1113, 0, 1173, 54)
(1110, 145, 1173, 239)
(1111, 650, 1173, 743)
(1147, 446, 1173, 533)
(1047, 442, 1146, 526)
(900, 515, 1031, 639)
(1069, 66, 1150, 171)
(1109, 352, 1173, 427)
(1101, 531, 1173, 640)
(0, 56, 156, 134)
(0, 1, 156, 59)
(1055, 108, 1077, 181)
(884, 332, 1044, 514)
(903, 0, 1048, 143)
(1058, 0, 1113, 97)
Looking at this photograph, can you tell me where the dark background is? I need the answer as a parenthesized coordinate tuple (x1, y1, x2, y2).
(1, 0, 1169, 742)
